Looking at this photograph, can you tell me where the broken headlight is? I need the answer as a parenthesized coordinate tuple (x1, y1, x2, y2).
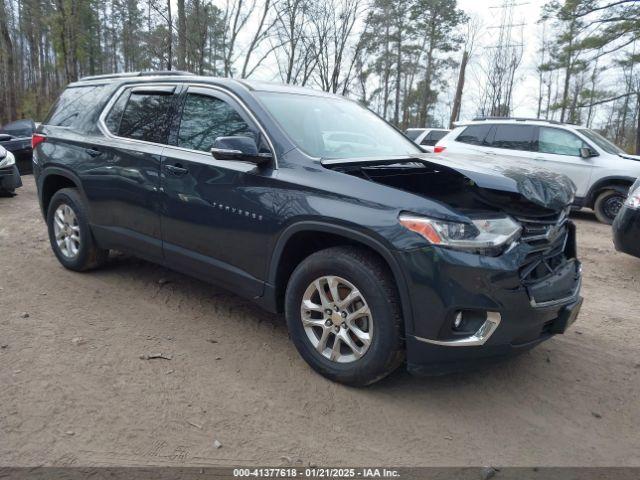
(625, 185, 640, 209)
(399, 214, 521, 252)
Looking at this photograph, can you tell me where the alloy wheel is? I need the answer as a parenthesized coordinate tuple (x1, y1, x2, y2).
(53, 203, 81, 258)
(300, 275, 373, 363)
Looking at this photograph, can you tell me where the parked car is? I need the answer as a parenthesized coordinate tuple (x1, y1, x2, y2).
(613, 178, 640, 259)
(0, 145, 22, 195)
(0, 119, 37, 174)
(405, 127, 450, 152)
(33, 73, 582, 385)
(434, 117, 640, 224)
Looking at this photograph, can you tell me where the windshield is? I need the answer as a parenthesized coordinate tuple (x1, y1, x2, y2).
(256, 92, 422, 159)
(577, 128, 625, 155)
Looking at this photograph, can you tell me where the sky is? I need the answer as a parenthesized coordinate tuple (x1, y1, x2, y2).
(450, 0, 548, 122)
(177, 0, 586, 125)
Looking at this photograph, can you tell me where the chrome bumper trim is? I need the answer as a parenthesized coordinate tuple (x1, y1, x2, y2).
(414, 312, 502, 347)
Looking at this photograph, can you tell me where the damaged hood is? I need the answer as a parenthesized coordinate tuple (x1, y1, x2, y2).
(322, 152, 577, 212)
(419, 153, 576, 210)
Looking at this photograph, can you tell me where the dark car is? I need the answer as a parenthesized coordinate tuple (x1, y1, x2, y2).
(613, 178, 640, 259)
(33, 72, 583, 385)
(0, 145, 22, 195)
(0, 119, 37, 174)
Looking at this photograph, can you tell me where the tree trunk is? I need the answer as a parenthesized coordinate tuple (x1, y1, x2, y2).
(167, 0, 173, 70)
(393, 25, 402, 126)
(177, 0, 186, 70)
(449, 50, 468, 129)
(0, 0, 17, 122)
(636, 94, 640, 155)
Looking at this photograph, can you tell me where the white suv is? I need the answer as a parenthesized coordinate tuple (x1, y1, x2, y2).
(435, 118, 640, 223)
(405, 128, 450, 152)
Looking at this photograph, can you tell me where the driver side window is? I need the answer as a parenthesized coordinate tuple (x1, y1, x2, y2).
(177, 93, 255, 152)
(538, 127, 587, 156)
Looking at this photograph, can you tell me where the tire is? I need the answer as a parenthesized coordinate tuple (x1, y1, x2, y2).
(594, 189, 626, 224)
(0, 189, 15, 197)
(47, 188, 108, 271)
(285, 246, 404, 386)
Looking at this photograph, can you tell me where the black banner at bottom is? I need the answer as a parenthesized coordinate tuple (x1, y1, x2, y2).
(1, 467, 639, 480)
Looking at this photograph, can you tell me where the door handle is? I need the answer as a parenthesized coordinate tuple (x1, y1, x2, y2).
(86, 148, 102, 158)
(165, 163, 189, 175)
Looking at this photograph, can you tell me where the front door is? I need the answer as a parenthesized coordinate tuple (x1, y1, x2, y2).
(533, 126, 594, 197)
(160, 86, 275, 298)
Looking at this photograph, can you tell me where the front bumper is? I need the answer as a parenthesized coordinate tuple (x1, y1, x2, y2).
(613, 206, 640, 259)
(0, 164, 22, 192)
(395, 226, 582, 375)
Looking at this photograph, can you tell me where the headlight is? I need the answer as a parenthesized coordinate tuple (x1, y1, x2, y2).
(625, 185, 640, 209)
(399, 213, 521, 251)
(0, 151, 15, 168)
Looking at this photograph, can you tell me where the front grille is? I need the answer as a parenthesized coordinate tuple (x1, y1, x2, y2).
(516, 208, 572, 285)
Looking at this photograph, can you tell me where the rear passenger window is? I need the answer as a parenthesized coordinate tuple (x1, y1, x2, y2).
(490, 125, 535, 151)
(46, 85, 108, 128)
(177, 93, 254, 152)
(456, 125, 492, 145)
(117, 91, 174, 144)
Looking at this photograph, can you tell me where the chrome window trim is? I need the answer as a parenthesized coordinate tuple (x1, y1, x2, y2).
(97, 82, 278, 169)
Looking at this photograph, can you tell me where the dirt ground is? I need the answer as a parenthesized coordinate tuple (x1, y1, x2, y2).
(1, 176, 639, 468)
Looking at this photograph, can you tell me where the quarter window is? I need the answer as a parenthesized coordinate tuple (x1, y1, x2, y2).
(177, 93, 254, 152)
(490, 125, 535, 151)
(46, 85, 108, 128)
(538, 127, 587, 156)
(456, 125, 492, 146)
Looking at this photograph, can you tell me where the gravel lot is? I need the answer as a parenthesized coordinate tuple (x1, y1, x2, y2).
(1, 176, 639, 467)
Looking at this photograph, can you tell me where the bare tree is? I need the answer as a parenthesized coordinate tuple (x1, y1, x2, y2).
(450, 14, 480, 128)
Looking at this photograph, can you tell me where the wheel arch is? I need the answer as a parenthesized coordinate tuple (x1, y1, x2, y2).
(39, 168, 88, 218)
(585, 176, 635, 208)
(266, 221, 414, 333)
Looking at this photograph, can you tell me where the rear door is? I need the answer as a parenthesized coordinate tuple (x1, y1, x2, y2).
(533, 126, 594, 196)
(88, 84, 179, 261)
(160, 85, 275, 298)
(482, 124, 538, 166)
(445, 124, 493, 155)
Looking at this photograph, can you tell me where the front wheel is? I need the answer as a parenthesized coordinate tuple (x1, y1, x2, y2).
(284, 246, 404, 386)
(594, 189, 626, 224)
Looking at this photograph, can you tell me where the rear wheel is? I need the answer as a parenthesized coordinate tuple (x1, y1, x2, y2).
(285, 246, 404, 386)
(594, 189, 626, 224)
(47, 188, 108, 271)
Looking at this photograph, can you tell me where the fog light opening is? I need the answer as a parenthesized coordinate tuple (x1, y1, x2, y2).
(453, 312, 463, 330)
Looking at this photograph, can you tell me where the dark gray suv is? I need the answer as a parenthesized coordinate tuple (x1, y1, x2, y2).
(33, 72, 582, 385)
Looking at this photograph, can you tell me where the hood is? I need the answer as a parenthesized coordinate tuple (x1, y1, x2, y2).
(619, 153, 640, 161)
(322, 153, 576, 211)
(422, 153, 576, 210)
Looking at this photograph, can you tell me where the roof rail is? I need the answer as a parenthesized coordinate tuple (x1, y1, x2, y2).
(79, 70, 192, 82)
(471, 116, 567, 125)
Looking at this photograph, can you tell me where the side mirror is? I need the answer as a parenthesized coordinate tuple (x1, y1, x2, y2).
(211, 136, 272, 165)
(580, 147, 596, 159)
(0, 134, 13, 142)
